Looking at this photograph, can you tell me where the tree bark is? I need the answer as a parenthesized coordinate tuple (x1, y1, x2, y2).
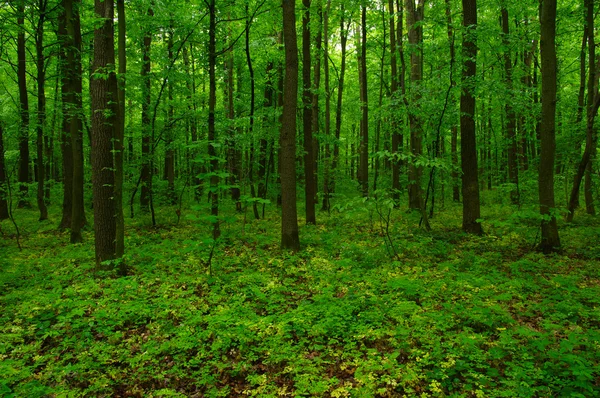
(460, 0, 482, 235)
(208, 0, 220, 239)
(538, 0, 561, 252)
(281, 0, 300, 250)
(17, 0, 30, 208)
(91, 0, 119, 266)
(446, 0, 460, 202)
(302, 0, 316, 224)
(501, 5, 519, 205)
(331, 4, 348, 196)
(358, 5, 369, 197)
(35, 0, 48, 221)
(321, 0, 332, 211)
(115, 0, 126, 256)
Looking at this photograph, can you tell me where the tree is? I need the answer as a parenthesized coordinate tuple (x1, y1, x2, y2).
(17, 0, 30, 208)
(207, 0, 220, 239)
(302, 0, 316, 224)
(115, 0, 126, 256)
(566, 0, 599, 222)
(538, 0, 560, 252)
(34, 0, 48, 221)
(90, 0, 119, 266)
(358, 3, 368, 197)
(0, 123, 8, 220)
(460, 0, 482, 235)
(281, 0, 300, 250)
(140, 7, 153, 211)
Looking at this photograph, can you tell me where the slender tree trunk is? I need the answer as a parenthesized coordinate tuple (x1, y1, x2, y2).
(374, 5, 386, 192)
(358, 5, 369, 197)
(58, 9, 73, 230)
(460, 0, 482, 235)
(405, 0, 425, 215)
(35, 0, 48, 221)
(332, 5, 348, 195)
(281, 0, 300, 250)
(321, 0, 332, 211)
(140, 7, 153, 211)
(445, 0, 460, 202)
(0, 124, 8, 220)
(538, 0, 561, 252)
(245, 4, 260, 220)
(165, 24, 176, 205)
(566, 0, 598, 222)
(389, 0, 401, 204)
(311, 2, 322, 204)
(17, 0, 30, 208)
(501, 5, 519, 205)
(91, 0, 119, 266)
(208, 0, 220, 239)
(115, 0, 126, 257)
(302, 0, 316, 224)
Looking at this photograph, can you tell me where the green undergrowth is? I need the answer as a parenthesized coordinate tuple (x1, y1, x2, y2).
(1, 200, 600, 397)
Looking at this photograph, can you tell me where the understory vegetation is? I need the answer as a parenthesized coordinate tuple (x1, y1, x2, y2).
(1, 191, 600, 397)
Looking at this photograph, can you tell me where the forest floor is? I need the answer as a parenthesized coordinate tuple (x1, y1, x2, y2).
(1, 193, 600, 397)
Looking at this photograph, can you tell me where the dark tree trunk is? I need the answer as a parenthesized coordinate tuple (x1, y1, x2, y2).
(140, 7, 153, 211)
(245, 5, 260, 220)
(115, 0, 126, 256)
(17, 0, 30, 208)
(460, 0, 482, 235)
(281, 0, 300, 250)
(321, 0, 332, 211)
(405, 0, 424, 211)
(302, 0, 316, 224)
(311, 2, 322, 204)
(538, 0, 561, 252)
(35, 0, 48, 221)
(91, 0, 119, 266)
(358, 5, 369, 197)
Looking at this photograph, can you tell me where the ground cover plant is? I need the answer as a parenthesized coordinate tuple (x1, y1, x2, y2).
(1, 196, 599, 397)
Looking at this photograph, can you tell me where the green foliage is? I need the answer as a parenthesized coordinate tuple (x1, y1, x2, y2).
(2, 203, 600, 396)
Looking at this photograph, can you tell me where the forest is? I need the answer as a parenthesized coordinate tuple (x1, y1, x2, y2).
(1, 0, 599, 395)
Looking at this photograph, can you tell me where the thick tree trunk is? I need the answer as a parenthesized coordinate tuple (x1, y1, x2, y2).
(405, 0, 425, 212)
(91, 0, 119, 266)
(17, 0, 30, 208)
(538, 0, 561, 252)
(460, 0, 482, 235)
(281, 0, 300, 250)
(302, 0, 316, 224)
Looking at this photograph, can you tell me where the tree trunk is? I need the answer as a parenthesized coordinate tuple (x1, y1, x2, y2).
(446, 0, 460, 202)
(208, 0, 220, 239)
(281, 0, 300, 250)
(501, 6, 519, 205)
(311, 2, 322, 204)
(17, 0, 30, 208)
(405, 0, 425, 212)
(115, 0, 126, 257)
(91, 0, 119, 266)
(321, 0, 332, 211)
(358, 5, 369, 197)
(538, 0, 561, 252)
(165, 24, 176, 205)
(140, 7, 153, 211)
(302, 0, 316, 224)
(460, 0, 482, 235)
(35, 0, 48, 221)
(566, 0, 599, 222)
(389, 0, 401, 204)
(332, 4, 348, 195)
(0, 124, 8, 220)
